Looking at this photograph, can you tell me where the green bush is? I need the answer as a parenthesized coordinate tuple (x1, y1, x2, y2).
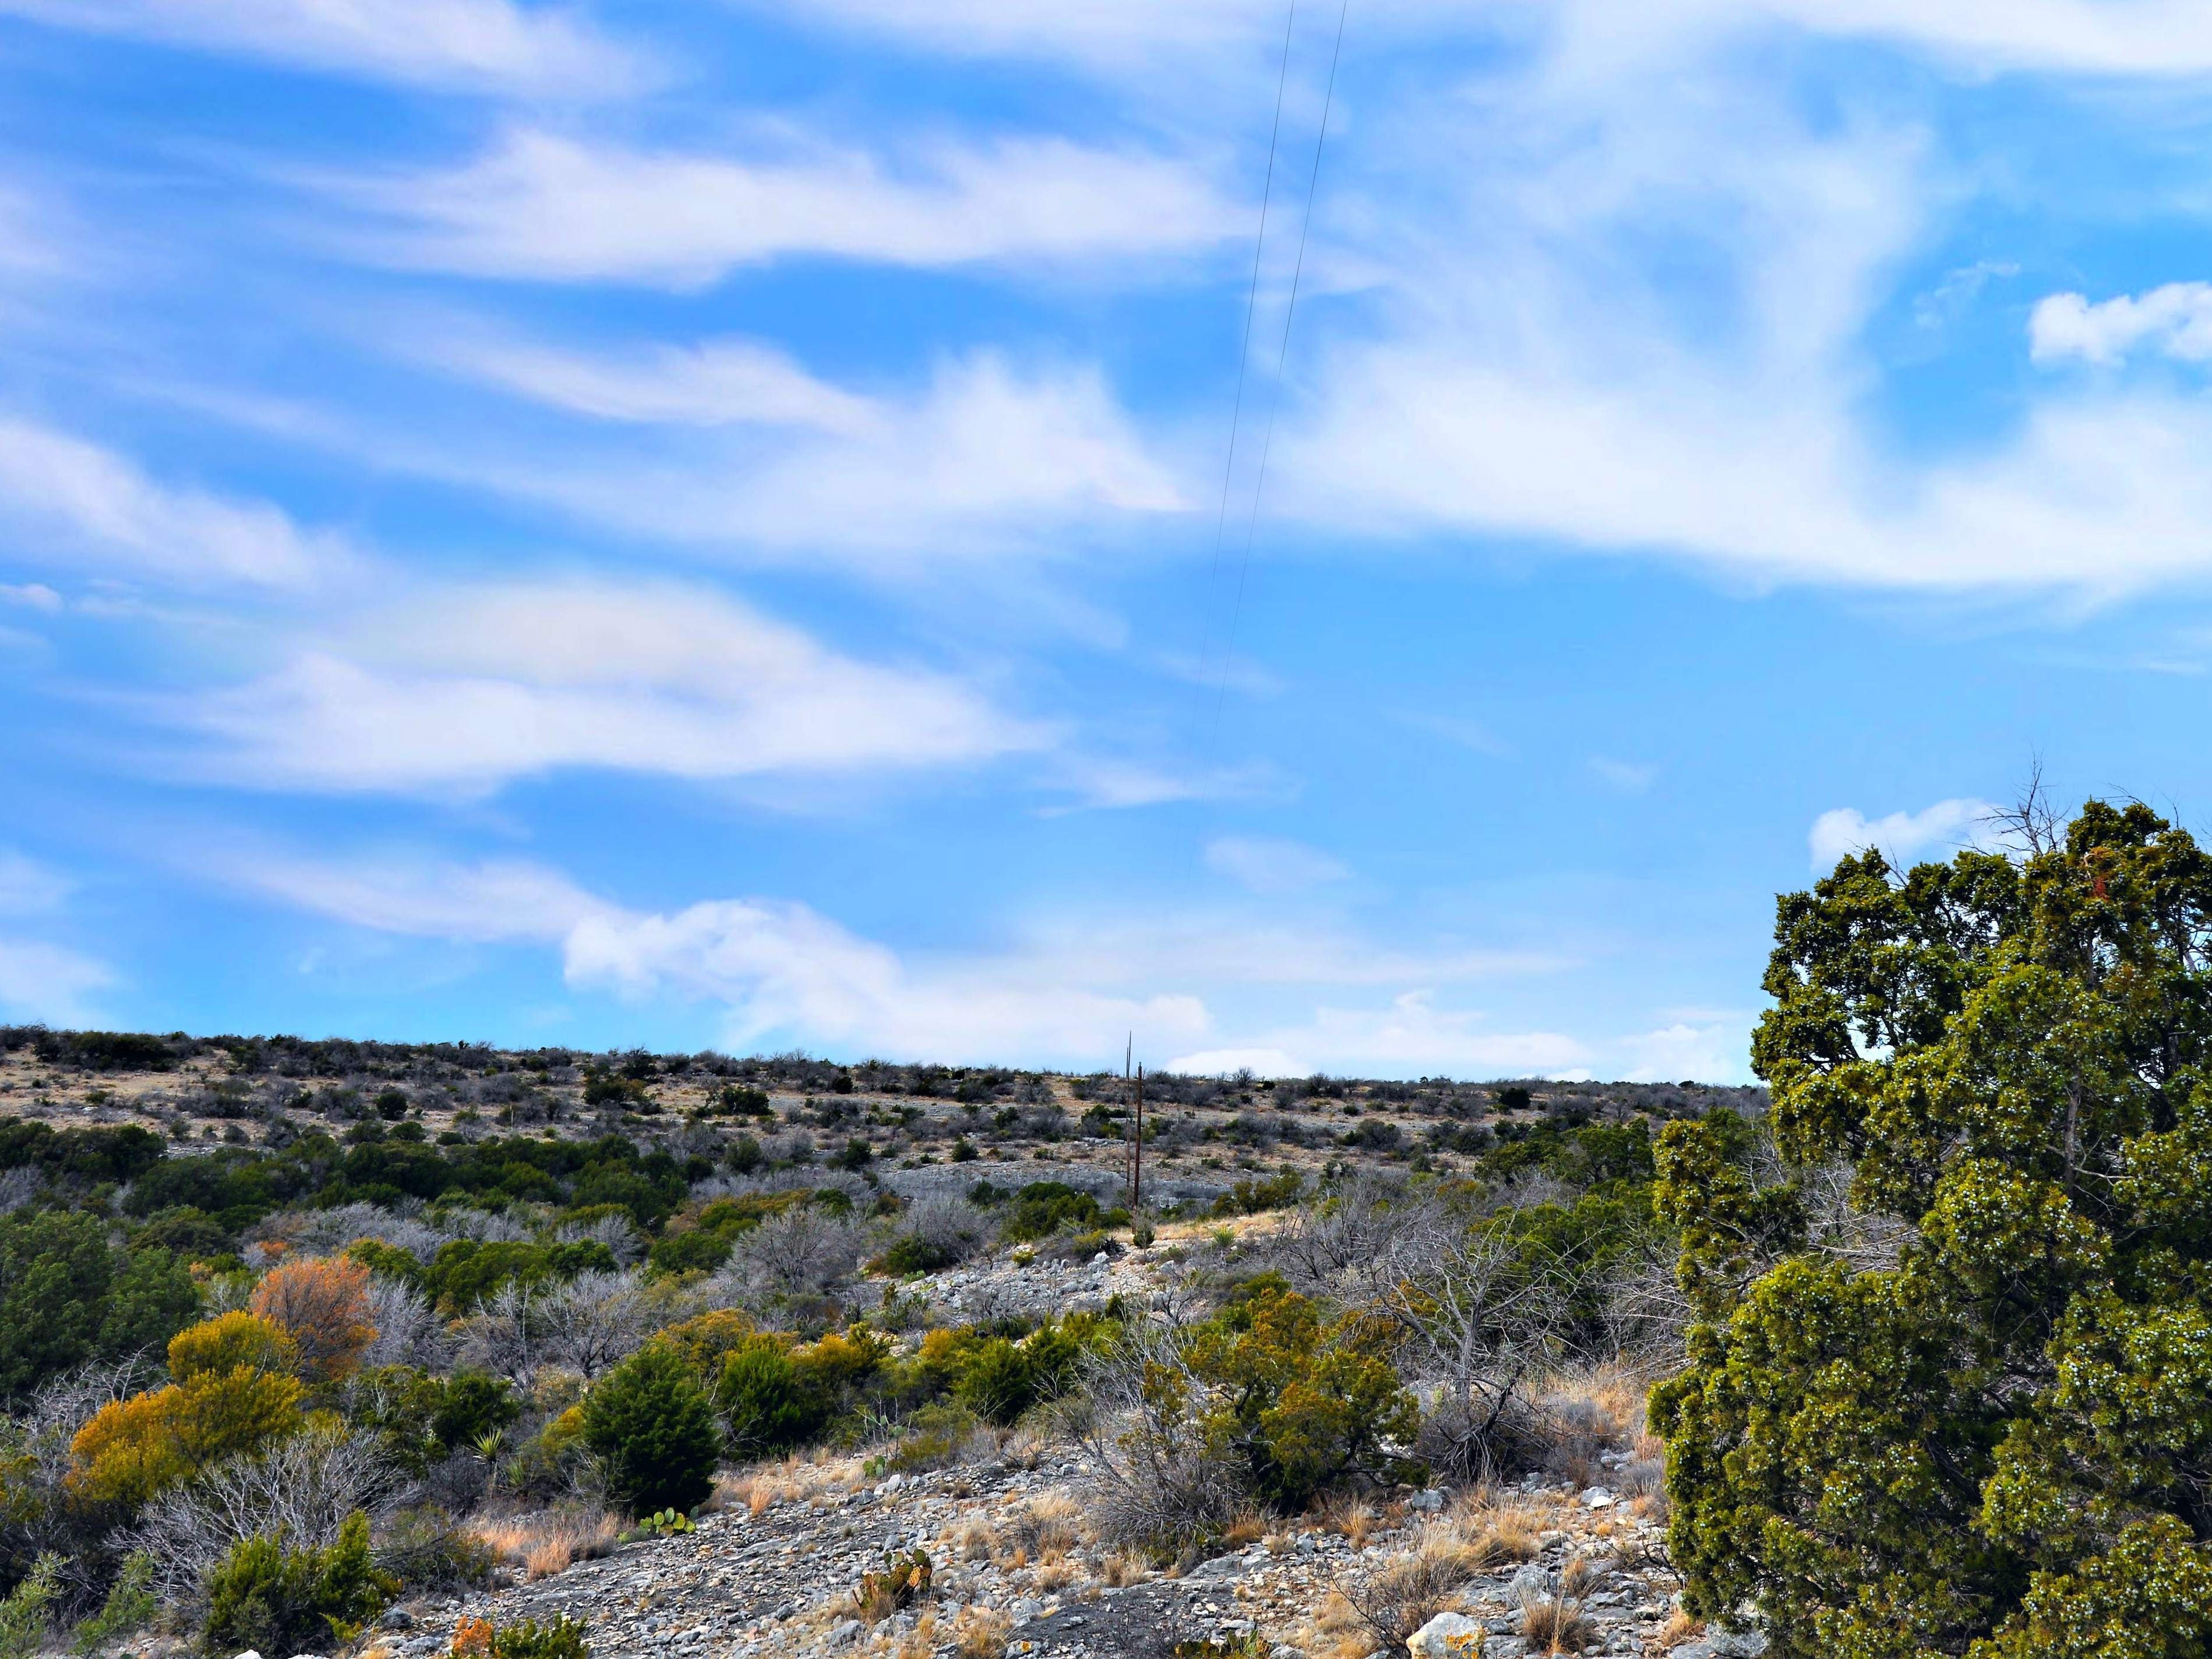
(954, 1321, 1086, 1427)
(72, 1551, 155, 1654)
(645, 1230, 733, 1277)
(201, 1512, 396, 1657)
(432, 1370, 521, 1453)
(715, 1340, 826, 1455)
(0, 1210, 198, 1400)
(872, 1234, 956, 1276)
(1654, 800, 2212, 1657)
(488, 1615, 590, 1659)
(1000, 1181, 1101, 1243)
(375, 1506, 495, 1592)
(0, 1555, 59, 1659)
(583, 1346, 719, 1516)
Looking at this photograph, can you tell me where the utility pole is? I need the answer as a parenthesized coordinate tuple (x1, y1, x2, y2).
(1134, 1063, 1144, 1213)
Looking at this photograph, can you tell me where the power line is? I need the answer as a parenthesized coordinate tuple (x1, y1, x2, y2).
(1195, 1, 1301, 705)
(1208, 0, 1351, 767)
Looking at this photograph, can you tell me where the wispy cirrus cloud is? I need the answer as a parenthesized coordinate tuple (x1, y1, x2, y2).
(205, 847, 1572, 1070)
(0, 417, 348, 590)
(437, 333, 882, 434)
(169, 579, 1050, 796)
(343, 128, 1238, 287)
(0, 0, 646, 96)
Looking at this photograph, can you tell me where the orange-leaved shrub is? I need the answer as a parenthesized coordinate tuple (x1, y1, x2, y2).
(251, 1256, 376, 1383)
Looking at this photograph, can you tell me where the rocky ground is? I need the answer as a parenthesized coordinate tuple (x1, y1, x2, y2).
(369, 1446, 1752, 1659)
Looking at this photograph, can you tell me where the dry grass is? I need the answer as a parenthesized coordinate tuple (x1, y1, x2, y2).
(1657, 1609, 1705, 1647)
(1518, 1596, 1596, 1655)
(952, 1606, 1011, 1658)
(1320, 1494, 1378, 1548)
(1448, 1489, 1544, 1563)
(1338, 1520, 1497, 1648)
(1007, 1488, 1088, 1559)
(944, 1517, 997, 1563)
(470, 1508, 620, 1580)
(1099, 1551, 1149, 1588)
(1223, 1513, 1267, 1547)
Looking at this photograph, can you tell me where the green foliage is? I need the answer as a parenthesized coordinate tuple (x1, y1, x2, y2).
(485, 1615, 590, 1659)
(1210, 1170, 1304, 1217)
(583, 1346, 719, 1516)
(872, 1234, 956, 1276)
(714, 1339, 824, 1455)
(0, 1554, 59, 1659)
(1653, 800, 2212, 1657)
(0, 1210, 198, 1400)
(72, 1551, 155, 1654)
(201, 1511, 396, 1657)
(645, 1230, 733, 1277)
(1180, 1276, 1423, 1512)
(952, 1321, 1085, 1427)
(433, 1370, 521, 1452)
(1000, 1181, 1102, 1242)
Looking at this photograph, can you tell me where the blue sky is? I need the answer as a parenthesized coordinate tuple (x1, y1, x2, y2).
(2, 1, 2211, 1081)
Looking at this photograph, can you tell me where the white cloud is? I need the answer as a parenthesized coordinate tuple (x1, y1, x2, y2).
(0, 584, 61, 612)
(173, 579, 1049, 795)
(1167, 1049, 1308, 1079)
(2031, 284, 2212, 367)
(215, 853, 606, 943)
(1808, 797, 1999, 871)
(1169, 991, 1592, 1080)
(1250, 17, 2212, 596)
(351, 128, 1235, 286)
(0, 938, 112, 1025)
(0, 418, 345, 588)
(0, 0, 643, 95)
(1396, 711, 1512, 758)
(1205, 835, 1350, 895)
(0, 849, 69, 916)
(348, 350, 1183, 566)
(440, 334, 882, 435)
(1617, 1019, 1742, 1083)
(214, 847, 1569, 1069)
(1589, 757, 1660, 792)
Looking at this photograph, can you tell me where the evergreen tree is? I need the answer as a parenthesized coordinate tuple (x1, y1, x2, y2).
(1654, 799, 2212, 1657)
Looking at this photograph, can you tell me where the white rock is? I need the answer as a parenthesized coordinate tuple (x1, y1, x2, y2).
(1407, 1612, 1487, 1656)
(1407, 1488, 1445, 1511)
(232, 1650, 263, 1659)
(1580, 1486, 1615, 1508)
(824, 1619, 863, 1650)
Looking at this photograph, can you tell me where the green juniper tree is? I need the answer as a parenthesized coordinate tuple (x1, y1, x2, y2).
(1653, 799, 2212, 1657)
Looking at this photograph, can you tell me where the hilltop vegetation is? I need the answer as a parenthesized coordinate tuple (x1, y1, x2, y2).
(5, 800, 2199, 1658)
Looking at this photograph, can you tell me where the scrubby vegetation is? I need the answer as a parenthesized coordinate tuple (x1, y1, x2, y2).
(9, 801, 2194, 1656)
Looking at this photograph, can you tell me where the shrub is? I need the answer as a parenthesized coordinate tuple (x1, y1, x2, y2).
(70, 1363, 305, 1506)
(854, 1549, 932, 1622)
(201, 1510, 396, 1657)
(715, 1340, 824, 1456)
(0, 1210, 198, 1400)
(873, 1234, 956, 1276)
(169, 1310, 298, 1381)
(1653, 799, 2212, 1656)
(1000, 1182, 1101, 1243)
(468, 1615, 590, 1659)
(0, 1555, 58, 1659)
(650, 1309, 757, 1383)
(582, 1346, 719, 1517)
(432, 1370, 520, 1452)
(72, 1550, 156, 1654)
(645, 1230, 733, 1277)
(375, 1506, 495, 1593)
(251, 1256, 376, 1382)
